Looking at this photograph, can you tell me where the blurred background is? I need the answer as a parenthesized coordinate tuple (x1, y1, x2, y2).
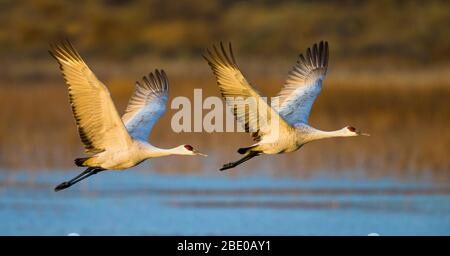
(0, 0, 449, 235)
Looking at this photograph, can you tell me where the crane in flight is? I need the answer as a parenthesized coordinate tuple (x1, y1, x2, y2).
(50, 41, 206, 191)
(204, 41, 368, 171)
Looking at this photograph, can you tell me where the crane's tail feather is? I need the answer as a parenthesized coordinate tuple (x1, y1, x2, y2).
(74, 157, 90, 167)
(220, 151, 259, 171)
(237, 145, 257, 154)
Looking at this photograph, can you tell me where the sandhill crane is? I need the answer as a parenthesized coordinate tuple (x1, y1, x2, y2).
(204, 41, 369, 171)
(50, 41, 206, 192)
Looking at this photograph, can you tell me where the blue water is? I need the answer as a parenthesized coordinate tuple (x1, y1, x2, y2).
(0, 170, 449, 235)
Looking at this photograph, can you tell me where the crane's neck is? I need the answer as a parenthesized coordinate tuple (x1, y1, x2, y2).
(301, 126, 353, 143)
(142, 144, 188, 158)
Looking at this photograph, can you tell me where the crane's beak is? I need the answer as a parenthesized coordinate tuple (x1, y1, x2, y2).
(194, 150, 208, 157)
(357, 131, 370, 136)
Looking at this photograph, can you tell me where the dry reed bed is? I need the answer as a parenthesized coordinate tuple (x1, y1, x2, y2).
(0, 63, 449, 181)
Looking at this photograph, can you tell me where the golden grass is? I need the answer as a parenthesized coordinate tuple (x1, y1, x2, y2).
(0, 60, 449, 181)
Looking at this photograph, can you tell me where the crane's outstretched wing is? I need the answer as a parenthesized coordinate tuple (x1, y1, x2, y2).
(204, 43, 290, 142)
(49, 41, 132, 154)
(122, 70, 168, 141)
(275, 41, 329, 125)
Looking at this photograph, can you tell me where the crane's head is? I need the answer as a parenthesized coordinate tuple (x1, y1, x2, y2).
(179, 144, 208, 156)
(344, 126, 370, 136)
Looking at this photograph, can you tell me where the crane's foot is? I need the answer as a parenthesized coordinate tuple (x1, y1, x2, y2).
(54, 181, 71, 192)
(219, 152, 259, 171)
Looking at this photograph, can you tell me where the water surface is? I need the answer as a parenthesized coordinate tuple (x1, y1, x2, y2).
(0, 170, 449, 235)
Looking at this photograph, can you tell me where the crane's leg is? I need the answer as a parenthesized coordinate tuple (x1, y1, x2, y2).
(220, 151, 259, 171)
(54, 167, 104, 192)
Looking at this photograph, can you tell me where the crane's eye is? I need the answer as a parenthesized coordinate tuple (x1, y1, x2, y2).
(184, 145, 193, 151)
(347, 126, 356, 132)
